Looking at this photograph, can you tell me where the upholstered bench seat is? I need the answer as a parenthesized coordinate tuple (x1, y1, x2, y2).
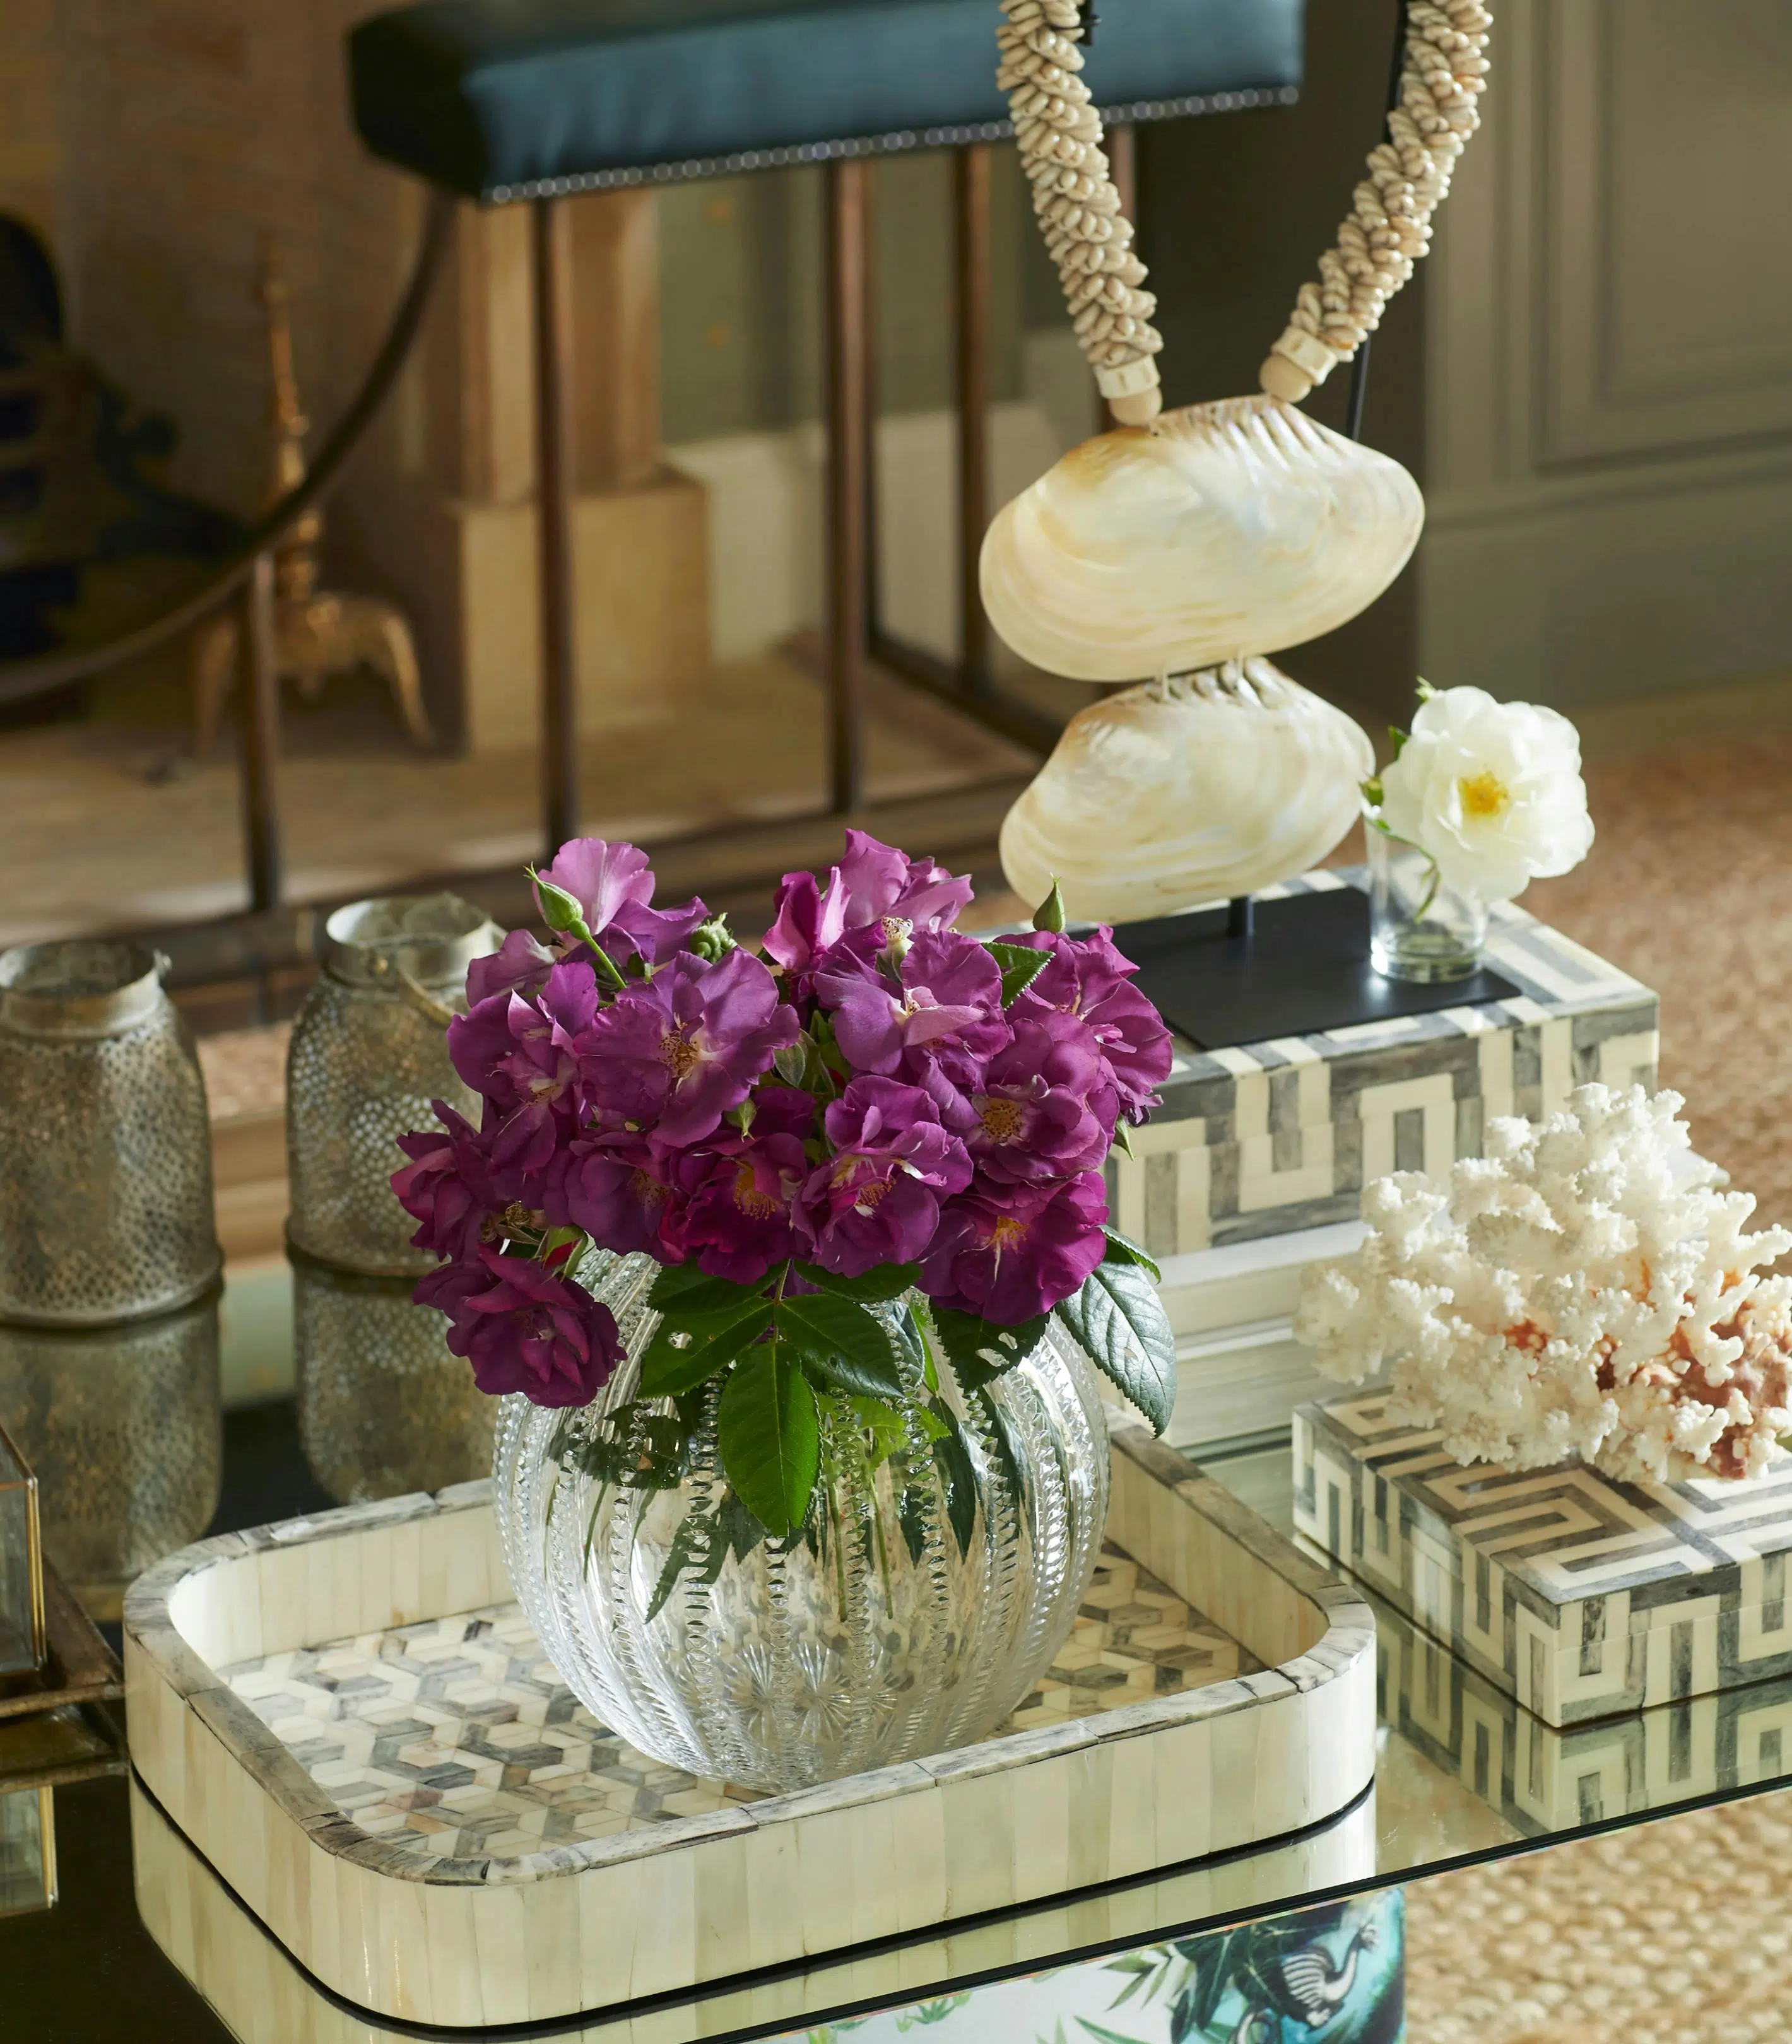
(349, 0, 1302, 199)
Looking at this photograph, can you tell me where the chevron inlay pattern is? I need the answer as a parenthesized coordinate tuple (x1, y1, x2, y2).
(1295, 1390, 1792, 1728)
(221, 1545, 1254, 1864)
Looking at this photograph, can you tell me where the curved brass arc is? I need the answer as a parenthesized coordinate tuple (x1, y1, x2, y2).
(0, 188, 456, 706)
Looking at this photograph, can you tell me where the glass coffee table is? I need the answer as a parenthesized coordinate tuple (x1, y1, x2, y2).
(1, 1411, 1781, 2041)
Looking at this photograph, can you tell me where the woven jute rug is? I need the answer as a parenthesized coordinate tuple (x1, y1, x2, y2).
(1526, 736, 1792, 1236)
(1407, 734, 1792, 2031)
(1406, 1788, 1792, 2040)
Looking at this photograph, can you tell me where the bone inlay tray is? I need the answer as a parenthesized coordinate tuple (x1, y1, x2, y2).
(124, 1425, 1375, 2029)
(220, 1546, 1263, 1866)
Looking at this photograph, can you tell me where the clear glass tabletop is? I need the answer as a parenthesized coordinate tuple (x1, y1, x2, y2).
(5, 1405, 1791, 2041)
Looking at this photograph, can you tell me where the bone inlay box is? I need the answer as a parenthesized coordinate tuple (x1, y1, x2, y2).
(1297, 1391, 1792, 1729)
(123, 1428, 1375, 2029)
(1104, 870, 1658, 1260)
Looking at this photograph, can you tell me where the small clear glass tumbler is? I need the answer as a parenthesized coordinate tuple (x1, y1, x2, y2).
(1365, 823, 1489, 983)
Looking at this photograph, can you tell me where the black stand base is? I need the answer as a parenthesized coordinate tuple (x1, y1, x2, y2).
(1112, 887, 1521, 1054)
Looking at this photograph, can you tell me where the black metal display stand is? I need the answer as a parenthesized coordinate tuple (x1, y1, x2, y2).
(1114, 886, 1519, 1052)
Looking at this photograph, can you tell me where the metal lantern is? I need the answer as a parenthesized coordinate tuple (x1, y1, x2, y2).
(0, 941, 220, 1325)
(290, 1248, 493, 1505)
(0, 1289, 221, 1618)
(286, 893, 498, 1506)
(286, 894, 498, 1276)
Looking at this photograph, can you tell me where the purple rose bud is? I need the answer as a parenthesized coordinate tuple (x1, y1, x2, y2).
(921, 1172, 1109, 1324)
(537, 837, 708, 967)
(392, 1101, 503, 1260)
(577, 948, 799, 1146)
(1011, 929, 1173, 1124)
(797, 1075, 972, 1278)
(966, 1013, 1111, 1184)
(419, 1246, 625, 1407)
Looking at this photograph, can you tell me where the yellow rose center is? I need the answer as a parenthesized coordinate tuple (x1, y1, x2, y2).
(989, 1216, 1029, 1252)
(659, 1028, 702, 1079)
(731, 1163, 779, 1219)
(1458, 770, 1511, 822)
(978, 1098, 1025, 1142)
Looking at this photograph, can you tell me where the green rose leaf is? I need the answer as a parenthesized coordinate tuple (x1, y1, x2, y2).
(984, 939, 1052, 1008)
(644, 1509, 728, 1622)
(931, 1407, 979, 1558)
(647, 1262, 762, 1322)
(637, 1296, 774, 1396)
(776, 1291, 904, 1398)
(928, 1305, 1049, 1390)
(1053, 1261, 1177, 1435)
(793, 1263, 921, 1304)
(1100, 1226, 1161, 1283)
(974, 1386, 1030, 1508)
(716, 1345, 820, 1539)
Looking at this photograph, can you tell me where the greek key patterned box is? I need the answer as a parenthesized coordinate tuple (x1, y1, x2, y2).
(1104, 869, 1658, 1262)
(1367, 1569, 1792, 1838)
(1294, 1389, 1792, 1729)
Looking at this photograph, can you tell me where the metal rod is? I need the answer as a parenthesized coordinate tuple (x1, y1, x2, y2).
(869, 628, 1059, 755)
(1107, 121, 1138, 224)
(0, 190, 455, 706)
(1345, 3, 1412, 442)
(533, 195, 580, 855)
(240, 552, 283, 915)
(1226, 895, 1254, 941)
(824, 158, 870, 816)
(954, 144, 993, 697)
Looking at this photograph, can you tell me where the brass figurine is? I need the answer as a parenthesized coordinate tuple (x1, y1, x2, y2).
(191, 235, 430, 757)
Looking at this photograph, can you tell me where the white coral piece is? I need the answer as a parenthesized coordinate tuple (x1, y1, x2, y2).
(1294, 1084, 1792, 1482)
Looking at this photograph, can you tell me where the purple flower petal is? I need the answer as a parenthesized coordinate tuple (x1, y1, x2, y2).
(921, 1172, 1109, 1324)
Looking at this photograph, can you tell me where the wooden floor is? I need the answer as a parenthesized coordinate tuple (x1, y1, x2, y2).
(0, 642, 1034, 948)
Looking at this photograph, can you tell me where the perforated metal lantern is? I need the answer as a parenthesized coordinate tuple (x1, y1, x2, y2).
(291, 1247, 493, 1505)
(286, 894, 499, 1276)
(0, 941, 220, 1327)
(0, 1288, 221, 1618)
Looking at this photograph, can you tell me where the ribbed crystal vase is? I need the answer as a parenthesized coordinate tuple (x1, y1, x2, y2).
(493, 1252, 1110, 1792)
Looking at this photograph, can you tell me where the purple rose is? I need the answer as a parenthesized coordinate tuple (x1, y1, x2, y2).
(552, 1132, 684, 1260)
(797, 1076, 972, 1277)
(669, 1085, 816, 1284)
(450, 961, 597, 1180)
(921, 1172, 1109, 1324)
(763, 831, 974, 981)
(577, 948, 798, 1146)
(965, 1013, 1111, 1184)
(1012, 929, 1173, 1124)
(392, 1101, 503, 1259)
(818, 929, 1007, 1084)
(537, 836, 708, 967)
(466, 927, 555, 1006)
(420, 1246, 625, 1407)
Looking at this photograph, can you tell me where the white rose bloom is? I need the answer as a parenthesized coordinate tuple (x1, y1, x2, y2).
(1377, 685, 1594, 904)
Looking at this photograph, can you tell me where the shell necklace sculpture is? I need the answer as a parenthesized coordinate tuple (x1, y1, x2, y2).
(989, 0, 1492, 922)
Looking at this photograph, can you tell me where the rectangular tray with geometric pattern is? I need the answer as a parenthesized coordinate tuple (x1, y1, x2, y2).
(124, 1424, 1375, 2029)
(1296, 1390, 1792, 1729)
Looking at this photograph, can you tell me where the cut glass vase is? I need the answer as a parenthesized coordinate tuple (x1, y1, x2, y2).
(494, 1251, 1110, 1792)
